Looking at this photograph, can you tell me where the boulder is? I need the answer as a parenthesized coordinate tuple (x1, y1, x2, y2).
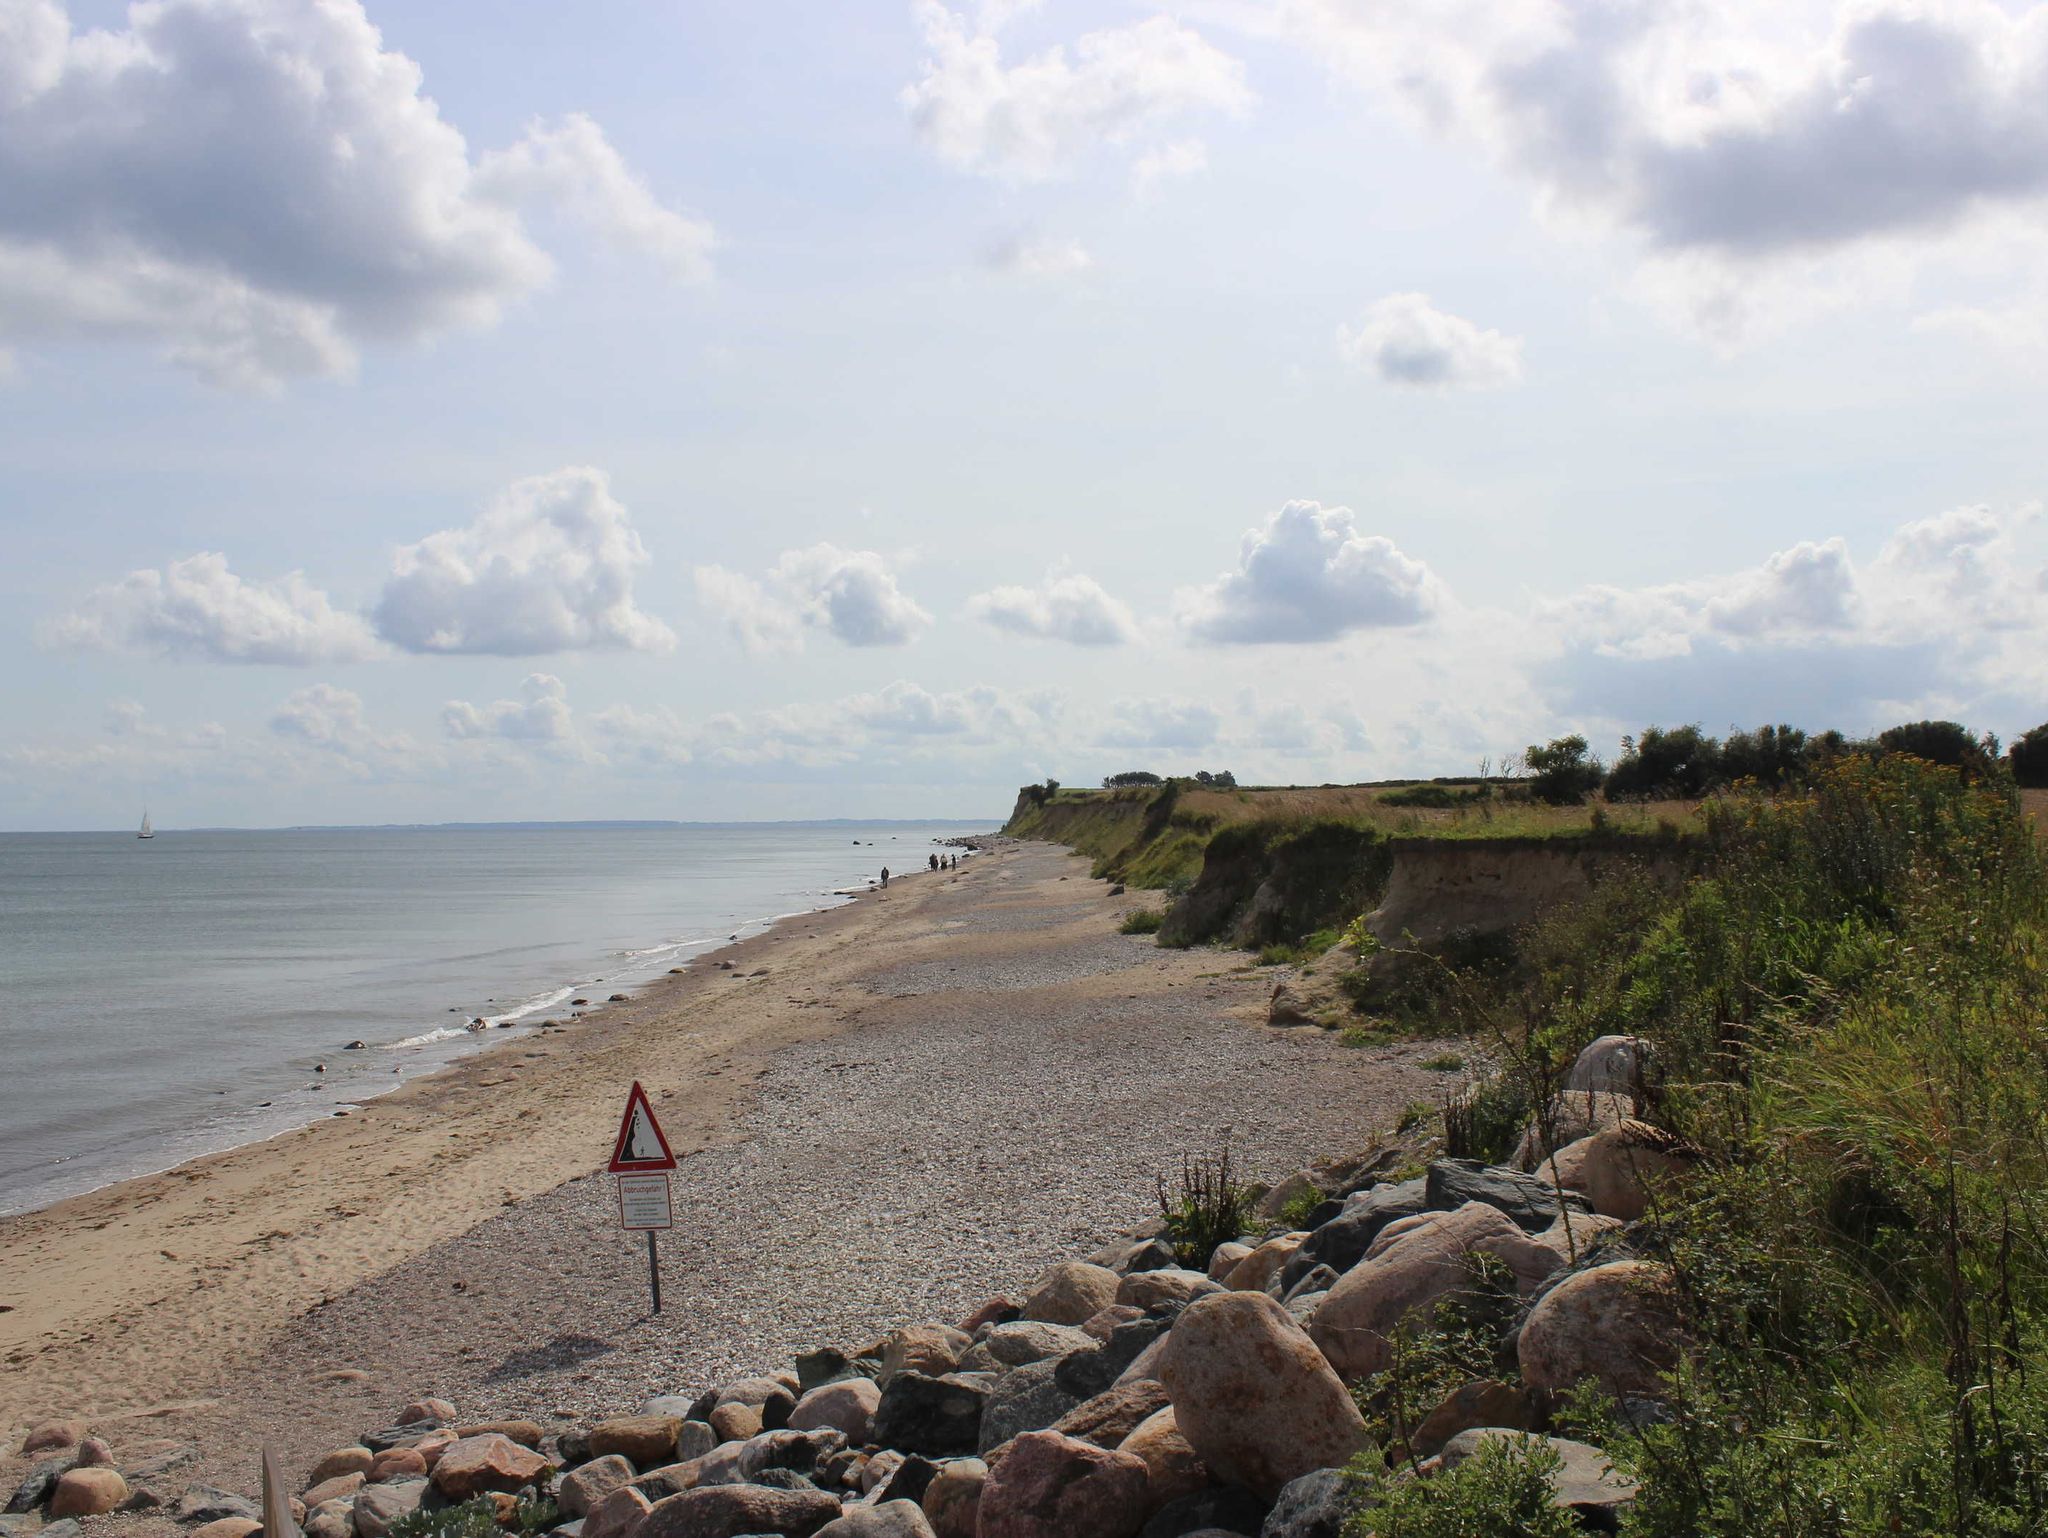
(308, 1448, 376, 1488)
(303, 1472, 366, 1509)
(675, 1423, 718, 1464)
(191, 1520, 262, 1538)
(177, 1487, 261, 1523)
(1050, 1380, 1171, 1450)
(1061, 1316, 1176, 1400)
(879, 1325, 971, 1384)
(789, 1380, 880, 1443)
(872, 1372, 988, 1458)
(1019, 1262, 1120, 1326)
(796, 1350, 863, 1395)
(1259, 1467, 1360, 1538)
(1080, 1306, 1146, 1342)
(1267, 979, 1315, 1027)
(582, 1485, 653, 1538)
(1116, 1269, 1222, 1311)
(1511, 1092, 1633, 1169)
(591, 1417, 682, 1469)
(305, 1500, 352, 1538)
(1115, 1409, 1207, 1514)
(73, 1440, 114, 1469)
(560, 1457, 638, 1519)
(1438, 1429, 1637, 1522)
(681, 1429, 847, 1491)
(975, 1431, 1148, 1538)
(815, 1500, 934, 1537)
(1409, 1379, 1535, 1460)
(455, 1420, 544, 1447)
(957, 1322, 1093, 1373)
(1135, 1487, 1269, 1538)
(21, 1423, 88, 1458)
(1295, 1180, 1428, 1277)
(707, 1404, 761, 1443)
(958, 1298, 1019, 1333)
(637, 1484, 841, 1538)
(1206, 1242, 1253, 1282)
(1309, 1203, 1582, 1381)
(399, 1399, 457, 1426)
(919, 1458, 985, 1538)
(1160, 1292, 1371, 1500)
(48, 1470, 128, 1518)
(1530, 1135, 1595, 1192)
(352, 1479, 426, 1538)
(873, 1456, 941, 1507)
(1110, 1237, 1181, 1276)
(1563, 1034, 1646, 1096)
(1518, 1259, 1684, 1402)
(1579, 1122, 1698, 1221)
(1255, 1170, 1320, 1222)
(430, 1434, 550, 1499)
(1220, 1234, 1306, 1294)
(7, 1460, 72, 1515)
(368, 1449, 428, 1483)
(1423, 1160, 1590, 1232)
(978, 1360, 1081, 1454)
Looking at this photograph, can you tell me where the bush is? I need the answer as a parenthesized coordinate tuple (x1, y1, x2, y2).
(1118, 908, 1165, 935)
(1380, 784, 1490, 809)
(1875, 717, 1994, 774)
(1440, 1073, 1532, 1164)
(1523, 735, 1604, 806)
(390, 1496, 559, 1538)
(1156, 1139, 1254, 1268)
(1606, 723, 1723, 800)
(1349, 1433, 1577, 1538)
(1103, 770, 1164, 787)
(2009, 721, 2048, 787)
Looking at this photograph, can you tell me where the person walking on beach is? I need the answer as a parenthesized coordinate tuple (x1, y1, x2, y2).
(880, 867, 890, 888)
(929, 853, 939, 872)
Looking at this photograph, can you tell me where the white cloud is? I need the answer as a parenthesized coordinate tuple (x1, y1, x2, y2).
(474, 113, 715, 284)
(271, 683, 413, 765)
(1177, 500, 1443, 644)
(983, 232, 1094, 278)
(42, 552, 381, 665)
(1282, 0, 2048, 338)
(375, 467, 674, 657)
(0, 0, 708, 388)
(695, 544, 931, 652)
(443, 673, 574, 743)
(1337, 293, 1524, 391)
(966, 570, 1141, 645)
(1097, 696, 1222, 750)
(902, 2, 1251, 182)
(1537, 505, 2048, 725)
(1131, 137, 1208, 196)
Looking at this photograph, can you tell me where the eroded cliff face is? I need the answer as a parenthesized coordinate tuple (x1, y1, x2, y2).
(1366, 837, 1678, 951)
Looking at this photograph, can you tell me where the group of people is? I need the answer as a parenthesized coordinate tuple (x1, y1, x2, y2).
(875, 851, 961, 889)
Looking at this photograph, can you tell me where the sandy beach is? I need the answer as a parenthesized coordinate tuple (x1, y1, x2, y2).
(0, 838, 1452, 1510)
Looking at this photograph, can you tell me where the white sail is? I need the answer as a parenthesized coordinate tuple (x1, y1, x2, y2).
(138, 809, 154, 839)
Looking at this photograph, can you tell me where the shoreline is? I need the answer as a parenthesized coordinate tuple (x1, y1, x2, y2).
(0, 848, 988, 1435)
(0, 841, 982, 1222)
(0, 837, 1453, 1509)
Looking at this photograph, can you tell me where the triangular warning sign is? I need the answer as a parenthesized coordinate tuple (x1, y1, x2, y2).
(609, 1080, 677, 1172)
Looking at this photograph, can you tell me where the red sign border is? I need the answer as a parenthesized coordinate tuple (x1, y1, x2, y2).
(608, 1080, 678, 1172)
(615, 1171, 674, 1231)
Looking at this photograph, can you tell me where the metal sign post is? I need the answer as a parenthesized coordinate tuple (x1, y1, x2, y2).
(609, 1081, 678, 1315)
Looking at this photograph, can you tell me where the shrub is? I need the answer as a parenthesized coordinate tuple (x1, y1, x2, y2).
(1875, 717, 1994, 774)
(1606, 723, 1723, 800)
(1349, 1433, 1577, 1538)
(1118, 908, 1165, 935)
(1440, 1073, 1532, 1164)
(1380, 784, 1489, 809)
(1103, 770, 1164, 787)
(1156, 1139, 1254, 1267)
(390, 1496, 559, 1538)
(2008, 721, 2048, 787)
(1523, 735, 1604, 805)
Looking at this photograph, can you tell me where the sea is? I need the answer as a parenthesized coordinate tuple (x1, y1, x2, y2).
(0, 820, 995, 1217)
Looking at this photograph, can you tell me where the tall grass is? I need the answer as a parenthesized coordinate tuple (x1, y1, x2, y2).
(1437, 756, 2048, 1536)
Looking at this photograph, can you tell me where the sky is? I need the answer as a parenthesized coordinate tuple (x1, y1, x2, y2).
(3, 0, 2047, 829)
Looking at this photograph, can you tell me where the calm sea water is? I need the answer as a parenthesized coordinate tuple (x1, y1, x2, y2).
(0, 821, 993, 1216)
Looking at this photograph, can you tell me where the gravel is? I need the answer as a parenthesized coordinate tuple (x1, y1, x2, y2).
(161, 842, 1448, 1494)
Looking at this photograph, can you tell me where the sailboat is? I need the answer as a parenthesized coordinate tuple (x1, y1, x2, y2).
(138, 809, 154, 840)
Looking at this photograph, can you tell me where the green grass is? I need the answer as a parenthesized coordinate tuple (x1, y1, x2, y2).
(1418, 1051, 1465, 1072)
(1118, 908, 1165, 935)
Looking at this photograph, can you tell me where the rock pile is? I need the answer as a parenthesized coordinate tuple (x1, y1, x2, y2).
(7, 1041, 1683, 1538)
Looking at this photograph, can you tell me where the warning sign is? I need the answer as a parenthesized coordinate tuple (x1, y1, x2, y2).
(608, 1080, 677, 1172)
(617, 1173, 674, 1231)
